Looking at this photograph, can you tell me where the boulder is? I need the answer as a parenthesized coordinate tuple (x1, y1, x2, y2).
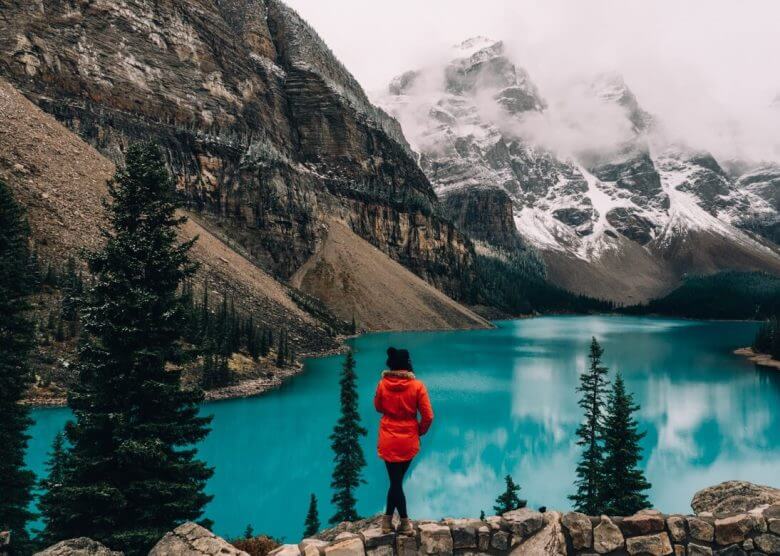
(323, 537, 365, 556)
(625, 532, 673, 556)
(692, 481, 780, 514)
(621, 511, 666, 536)
(508, 512, 566, 556)
(666, 516, 687, 542)
(687, 517, 715, 543)
(562, 512, 592, 549)
(687, 543, 713, 556)
(33, 538, 122, 556)
(502, 509, 544, 538)
(150, 523, 248, 556)
(753, 533, 780, 554)
(418, 523, 453, 556)
(714, 514, 753, 545)
(593, 516, 624, 554)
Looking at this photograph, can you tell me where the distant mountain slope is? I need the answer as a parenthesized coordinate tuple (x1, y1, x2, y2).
(626, 271, 780, 320)
(291, 219, 489, 330)
(378, 38, 780, 303)
(0, 78, 337, 355)
(0, 0, 477, 303)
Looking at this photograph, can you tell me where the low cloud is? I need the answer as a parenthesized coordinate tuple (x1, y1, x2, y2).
(286, 0, 780, 165)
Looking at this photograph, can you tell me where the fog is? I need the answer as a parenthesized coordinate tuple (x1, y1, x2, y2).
(283, 0, 780, 163)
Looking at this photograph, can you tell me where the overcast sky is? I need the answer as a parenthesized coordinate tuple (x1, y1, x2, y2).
(283, 0, 780, 161)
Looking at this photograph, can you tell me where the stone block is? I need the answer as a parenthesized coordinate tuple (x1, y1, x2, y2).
(300, 539, 329, 556)
(269, 545, 301, 556)
(593, 516, 624, 554)
(688, 517, 715, 543)
(687, 543, 712, 556)
(621, 511, 666, 536)
(395, 534, 417, 556)
(625, 532, 672, 555)
(713, 546, 746, 556)
(323, 537, 365, 556)
(359, 529, 393, 550)
(667, 515, 687, 542)
(443, 519, 480, 549)
(501, 509, 544, 539)
(477, 526, 490, 552)
(754, 533, 780, 554)
(418, 523, 452, 556)
(715, 514, 753, 545)
(490, 531, 511, 551)
(562, 512, 592, 550)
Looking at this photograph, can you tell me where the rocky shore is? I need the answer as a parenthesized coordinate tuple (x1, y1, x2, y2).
(734, 348, 780, 371)
(18, 482, 780, 556)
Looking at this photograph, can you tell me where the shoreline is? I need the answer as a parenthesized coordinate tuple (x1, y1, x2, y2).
(23, 343, 354, 410)
(24, 316, 768, 409)
(734, 347, 780, 370)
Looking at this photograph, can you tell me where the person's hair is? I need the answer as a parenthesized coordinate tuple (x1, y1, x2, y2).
(386, 347, 413, 372)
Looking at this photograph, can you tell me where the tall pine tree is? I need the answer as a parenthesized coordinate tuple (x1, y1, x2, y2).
(569, 337, 610, 515)
(45, 143, 213, 554)
(493, 475, 523, 515)
(37, 432, 70, 544)
(303, 494, 320, 538)
(0, 179, 36, 552)
(329, 350, 366, 524)
(601, 372, 651, 515)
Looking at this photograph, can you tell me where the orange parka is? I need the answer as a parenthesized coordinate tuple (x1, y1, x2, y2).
(374, 370, 434, 463)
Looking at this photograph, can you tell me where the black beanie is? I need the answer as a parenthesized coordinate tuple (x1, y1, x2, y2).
(386, 347, 413, 371)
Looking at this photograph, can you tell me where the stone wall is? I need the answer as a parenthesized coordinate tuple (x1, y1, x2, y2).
(270, 505, 780, 556)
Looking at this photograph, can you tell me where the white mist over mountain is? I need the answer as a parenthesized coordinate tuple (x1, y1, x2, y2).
(283, 0, 780, 163)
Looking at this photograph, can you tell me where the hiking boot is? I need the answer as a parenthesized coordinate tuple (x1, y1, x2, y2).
(381, 515, 394, 534)
(398, 518, 414, 536)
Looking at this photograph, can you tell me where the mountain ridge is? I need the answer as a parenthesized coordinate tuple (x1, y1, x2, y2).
(377, 37, 780, 303)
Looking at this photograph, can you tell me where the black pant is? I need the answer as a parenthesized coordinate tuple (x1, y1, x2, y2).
(385, 460, 412, 518)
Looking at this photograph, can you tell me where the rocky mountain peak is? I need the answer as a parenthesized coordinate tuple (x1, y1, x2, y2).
(377, 37, 780, 302)
(589, 72, 654, 133)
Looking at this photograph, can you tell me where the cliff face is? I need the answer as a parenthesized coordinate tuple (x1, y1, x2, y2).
(0, 0, 475, 299)
(442, 187, 523, 251)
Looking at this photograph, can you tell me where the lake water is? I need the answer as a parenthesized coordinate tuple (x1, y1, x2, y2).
(27, 316, 780, 541)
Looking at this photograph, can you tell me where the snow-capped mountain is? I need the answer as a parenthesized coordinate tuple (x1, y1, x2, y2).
(377, 38, 780, 303)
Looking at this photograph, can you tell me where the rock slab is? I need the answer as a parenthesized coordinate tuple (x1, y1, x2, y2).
(33, 538, 123, 556)
(150, 522, 248, 556)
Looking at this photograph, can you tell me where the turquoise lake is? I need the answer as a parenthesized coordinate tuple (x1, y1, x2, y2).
(26, 316, 780, 541)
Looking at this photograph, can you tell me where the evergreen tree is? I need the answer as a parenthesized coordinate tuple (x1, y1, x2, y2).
(46, 143, 214, 554)
(0, 179, 36, 552)
(493, 475, 523, 515)
(569, 337, 611, 515)
(243, 524, 254, 539)
(479, 510, 485, 521)
(37, 432, 70, 544)
(601, 373, 651, 515)
(303, 493, 320, 538)
(329, 350, 367, 524)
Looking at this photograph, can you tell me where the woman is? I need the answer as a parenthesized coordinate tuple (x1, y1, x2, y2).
(374, 347, 434, 535)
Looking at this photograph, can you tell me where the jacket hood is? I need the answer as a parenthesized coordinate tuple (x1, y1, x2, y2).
(381, 370, 415, 391)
